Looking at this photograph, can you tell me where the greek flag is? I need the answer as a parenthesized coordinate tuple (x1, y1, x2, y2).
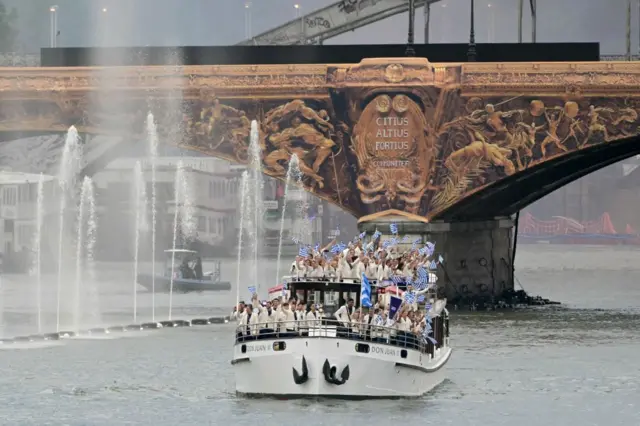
(401, 235, 410, 243)
(299, 246, 309, 257)
(282, 281, 288, 297)
(404, 291, 416, 304)
(330, 242, 346, 254)
(360, 273, 372, 308)
(426, 242, 435, 257)
(417, 266, 428, 282)
(372, 230, 382, 240)
(248, 286, 257, 294)
(417, 294, 425, 303)
(418, 246, 428, 256)
(389, 223, 398, 234)
(422, 321, 437, 345)
(314, 243, 320, 252)
(438, 254, 444, 264)
(374, 314, 384, 326)
(292, 237, 300, 244)
(391, 275, 404, 285)
(358, 231, 366, 239)
(429, 260, 438, 270)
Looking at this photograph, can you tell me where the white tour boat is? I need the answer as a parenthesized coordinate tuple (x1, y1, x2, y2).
(232, 277, 451, 398)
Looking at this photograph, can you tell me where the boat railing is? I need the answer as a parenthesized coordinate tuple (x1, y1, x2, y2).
(234, 319, 445, 356)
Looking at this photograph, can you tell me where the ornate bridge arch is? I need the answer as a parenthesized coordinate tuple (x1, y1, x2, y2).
(1, 58, 640, 222)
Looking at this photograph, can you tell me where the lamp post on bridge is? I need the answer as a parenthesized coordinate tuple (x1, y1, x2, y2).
(405, 0, 416, 56)
(49, 5, 58, 48)
(467, 0, 477, 62)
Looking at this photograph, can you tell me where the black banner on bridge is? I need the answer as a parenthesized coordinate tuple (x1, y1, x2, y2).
(40, 43, 600, 67)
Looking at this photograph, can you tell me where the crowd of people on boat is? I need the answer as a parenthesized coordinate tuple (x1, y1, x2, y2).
(287, 228, 440, 283)
(231, 292, 437, 349)
(231, 225, 442, 348)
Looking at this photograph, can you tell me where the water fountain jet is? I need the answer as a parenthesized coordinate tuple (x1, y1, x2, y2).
(275, 155, 302, 284)
(147, 113, 159, 322)
(235, 171, 249, 308)
(56, 127, 83, 332)
(132, 161, 148, 323)
(34, 173, 45, 333)
(248, 121, 264, 292)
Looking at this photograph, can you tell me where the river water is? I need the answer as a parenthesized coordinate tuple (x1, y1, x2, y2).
(0, 244, 638, 425)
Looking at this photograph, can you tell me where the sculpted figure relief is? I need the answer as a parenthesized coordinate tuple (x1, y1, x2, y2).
(430, 97, 640, 214)
(184, 98, 251, 162)
(261, 99, 337, 189)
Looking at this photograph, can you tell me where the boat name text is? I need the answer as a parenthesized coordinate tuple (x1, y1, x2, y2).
(370, 346, 398, 356)
(246, 344, 272, 352)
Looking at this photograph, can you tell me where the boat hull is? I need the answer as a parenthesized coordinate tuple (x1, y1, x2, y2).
(136, 274, 231, 292)
(232, 337, 451, 398)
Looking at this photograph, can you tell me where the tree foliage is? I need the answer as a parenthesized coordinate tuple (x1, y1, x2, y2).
(0, 1, 18, 52)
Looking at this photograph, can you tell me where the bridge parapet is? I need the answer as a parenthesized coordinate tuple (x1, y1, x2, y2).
(1, 58, 640, 222)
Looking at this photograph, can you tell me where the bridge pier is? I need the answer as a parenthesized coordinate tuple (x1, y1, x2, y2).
(358, 217, 515, 307)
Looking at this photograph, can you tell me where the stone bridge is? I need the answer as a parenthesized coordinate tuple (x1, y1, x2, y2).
(2, 57, 640, 303)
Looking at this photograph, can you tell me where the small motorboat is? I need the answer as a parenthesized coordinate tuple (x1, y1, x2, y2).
(137, 249, 231, 293)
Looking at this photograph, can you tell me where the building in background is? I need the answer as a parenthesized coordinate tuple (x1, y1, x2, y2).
(0, 171, 57, 272)
(92, 157, 244, 260)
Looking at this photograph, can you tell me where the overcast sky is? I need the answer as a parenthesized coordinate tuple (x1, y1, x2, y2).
(3, 0, 637, 54)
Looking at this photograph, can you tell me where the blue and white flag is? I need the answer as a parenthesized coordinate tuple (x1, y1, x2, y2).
(292, 237, 300, 245)
(360, 273, 372, 308)
(404, 291, 416, 304)
(425, 242, 435, 257)
(391, 275, 404, 285)
(417, 266, 428, 282)
(417, 294, 425, 303)
(401, 235, 411, 243)
(374, 314, 384, 326)
(438, 254, 444, 264)
(372, 230, 382, 240)
(422, 321, 437, 345)
(248, 286, 257, 295)
(418, 246, 428, 256)
(429, 260, 438, 270)
(358, 231, 366, 239)
(389, 223, 398, 234)
(299, 246, 309, 257)
(281, 281, 288, 297)
(314, 243, 320, 252)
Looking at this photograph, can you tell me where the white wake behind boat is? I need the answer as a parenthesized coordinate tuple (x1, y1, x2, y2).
(232, 277, 451, 398)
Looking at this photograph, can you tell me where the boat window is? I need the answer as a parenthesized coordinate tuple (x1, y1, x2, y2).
(400, 349, 408, 359)
(324, 290, 339, 307)
(241, 344, 247, 353)
(355, 343, 370, 354)
(272, 341, 286, 351)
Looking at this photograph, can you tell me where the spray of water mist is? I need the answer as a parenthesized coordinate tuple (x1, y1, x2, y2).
(34, 173, 45, 333)
(168, 161, 196, 321)
(57, 127, 82, 332)
(248, 121, 264, 292)
(147, 113, 159, 322)
(84, 179, 99, 327)
(235, 171, 249, 308)
(73, 177, 91, 331)
(132, 161, 148, 323)
(275, 155, 302, 284)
